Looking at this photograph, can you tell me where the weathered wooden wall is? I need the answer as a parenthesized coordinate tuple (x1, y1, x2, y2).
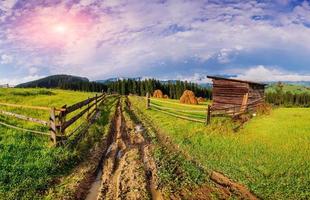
(211, 78, 265, 112)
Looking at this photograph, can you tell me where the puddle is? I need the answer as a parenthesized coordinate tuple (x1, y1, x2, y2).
(117, 150, 123, 159)
(105, 144, 113, 156)
(150, 181, 164, 200)
(85, 170, 102, 200)
(135, 124, 144, 133)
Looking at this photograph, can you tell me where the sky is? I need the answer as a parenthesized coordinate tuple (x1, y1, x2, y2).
(1, 0, 310, 85)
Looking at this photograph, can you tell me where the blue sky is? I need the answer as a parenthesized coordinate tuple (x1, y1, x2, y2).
(1, 0, 310, 85)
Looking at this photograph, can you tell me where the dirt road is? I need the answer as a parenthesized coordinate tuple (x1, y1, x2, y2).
(85, 100, 163, 200)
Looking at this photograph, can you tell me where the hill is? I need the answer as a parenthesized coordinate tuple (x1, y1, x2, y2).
(16, 74, 89, 88)
(266, 83, 310, 94)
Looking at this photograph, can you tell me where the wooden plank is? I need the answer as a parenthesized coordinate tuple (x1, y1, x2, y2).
(240, 93, 249, 113)
(64, 93, 104, 114)
(62, 101, 97, 130)
(151, 106, 205, 123)
(0, 121, 50, 136)
(146, 93, 150, 109)
(49, 107, 57, 145)
(0, 102, 51, 111)
(0, 110, 49, 125)
(150, 103, 206, 113)
(150, 98, 207, 109)
(206, 105, 211, 125)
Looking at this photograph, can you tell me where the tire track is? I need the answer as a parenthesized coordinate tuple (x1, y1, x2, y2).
(86, 99, 163, 200)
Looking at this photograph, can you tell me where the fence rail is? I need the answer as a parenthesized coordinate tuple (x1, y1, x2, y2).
(0, 93, 107, 146)
(0, 110, 49, 125)
(145, 93, 263, 125)
(146, 93, 209, 124)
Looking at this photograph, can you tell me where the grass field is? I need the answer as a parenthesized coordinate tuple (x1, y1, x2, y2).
(130, 96, 310, 199)
(0, 88, 117, 199)
(150, 97, 209, 121)
(266, 84, 310, 94)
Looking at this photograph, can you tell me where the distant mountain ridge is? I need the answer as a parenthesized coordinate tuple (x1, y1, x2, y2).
(96, 77, 142, 84)
(16, 74, 89, 88)
(16, 74, 310, 91)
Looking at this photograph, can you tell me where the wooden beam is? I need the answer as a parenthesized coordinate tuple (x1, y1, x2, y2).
(0, 110, 49, 126)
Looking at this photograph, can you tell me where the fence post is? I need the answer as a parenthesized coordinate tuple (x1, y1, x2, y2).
(206, 105, 211, 125)
(146, 92, 150, 109)
(87, 97, 90, 120)
(58, 105, 67, 145)
(95, 94, 98, 111)
(49, 107, 57, 146)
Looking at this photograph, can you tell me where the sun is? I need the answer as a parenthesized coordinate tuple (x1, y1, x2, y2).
(53, 24, 67, 34)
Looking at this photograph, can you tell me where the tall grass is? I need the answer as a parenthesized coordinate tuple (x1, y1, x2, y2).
(130, 96, 310, 199)
(0, 88, 116, 199)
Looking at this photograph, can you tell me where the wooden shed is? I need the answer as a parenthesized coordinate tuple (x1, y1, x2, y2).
(207, 76, 266, 114)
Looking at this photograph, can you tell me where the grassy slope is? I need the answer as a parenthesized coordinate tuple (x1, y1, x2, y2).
(266, 84, 310, 94)
(150, 97, 208, 120)
(0, 88, 96, 133)
(130, 96, 310, 199)
(0, 88, 114, 199)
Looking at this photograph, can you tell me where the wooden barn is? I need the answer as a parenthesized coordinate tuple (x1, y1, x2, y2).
(207, 76, 266, 115)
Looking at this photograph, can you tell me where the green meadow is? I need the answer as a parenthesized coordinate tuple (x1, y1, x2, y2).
(0, 88, 118, 199)
(266, 84, 310, 94)
(150, 97, 208, 121)
(130, 96, 310, 199)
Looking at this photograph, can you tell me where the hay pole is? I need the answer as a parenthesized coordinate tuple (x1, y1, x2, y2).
(206, 105, 211, 125)
(0, 102, 52, 111)
(0, 120, 50, 136)
(146, 93, 150, 109)
(150, 98, 208, 109)
(151, 106, 205, 123)
(150, 103, 206, 113)
(0, 110, 49, 126)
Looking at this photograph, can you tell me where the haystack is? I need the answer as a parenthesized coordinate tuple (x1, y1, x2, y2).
(153, 89, 164, 98)
(197, 97, 206, 103)
(180, 90, 198, 104)
(163, 94, 169, 99)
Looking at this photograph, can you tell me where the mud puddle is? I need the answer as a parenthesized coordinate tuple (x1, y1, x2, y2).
(85, 100, 163, 200)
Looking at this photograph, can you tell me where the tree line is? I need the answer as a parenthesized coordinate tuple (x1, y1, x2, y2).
(265, 83, 310, 107)
(266, 92, 310, 107)
(16, 75, 212, 99)
(106, 79, 212, 99)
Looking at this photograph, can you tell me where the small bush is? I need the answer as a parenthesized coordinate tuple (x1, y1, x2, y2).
(197, 97, 206, 103)
(11, 90, 55, 96)
(256, 103, 272, 115)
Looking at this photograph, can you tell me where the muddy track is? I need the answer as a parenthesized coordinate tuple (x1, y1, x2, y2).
(86, 99, 163, 200)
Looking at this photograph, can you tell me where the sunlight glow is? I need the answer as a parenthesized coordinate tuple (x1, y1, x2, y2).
(53, 24, 67, 34)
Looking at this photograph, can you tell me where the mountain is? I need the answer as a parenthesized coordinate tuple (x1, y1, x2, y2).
(96, 77, 142, 84)
(16, 74, 89, 88)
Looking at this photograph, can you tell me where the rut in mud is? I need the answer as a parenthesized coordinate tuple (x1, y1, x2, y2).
(86, 100, 163, 200)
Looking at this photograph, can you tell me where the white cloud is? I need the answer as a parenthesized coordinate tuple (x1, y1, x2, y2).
(0, 54, 13, 64)
(235, 65, 310, 82)
(1, 1, 310, 80)
(0, 75, 42, 86)
(175, 73, 212, 84)
(56, 0, 310, 78)
(0, 0, 17, 22)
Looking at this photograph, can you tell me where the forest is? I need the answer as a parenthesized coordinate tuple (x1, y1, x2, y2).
(16, 75, 310, 107)
(265, 83, 310, 107)
(16, 75, 212, 99)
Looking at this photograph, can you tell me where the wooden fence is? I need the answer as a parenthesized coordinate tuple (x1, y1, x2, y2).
(145, 93, 209, 124)
(0, 93, 106, 146)
(145, 93, 263, 125)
